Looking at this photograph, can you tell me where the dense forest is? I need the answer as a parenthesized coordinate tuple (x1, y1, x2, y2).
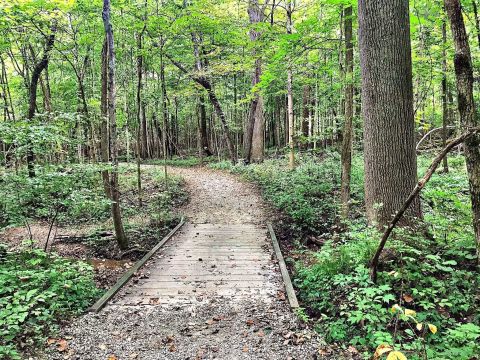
(1, 0, 480, 359)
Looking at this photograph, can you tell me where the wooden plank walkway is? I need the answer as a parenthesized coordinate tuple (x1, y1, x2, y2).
(111, 222, 280, 306)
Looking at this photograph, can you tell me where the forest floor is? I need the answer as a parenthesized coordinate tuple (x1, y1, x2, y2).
(38, 166, 348, 360)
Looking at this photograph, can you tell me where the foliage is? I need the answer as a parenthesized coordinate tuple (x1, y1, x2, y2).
(214, 153, 480, 359)
(210, 151, 343, 236)
(292, 154, 480, 358)
(0, 164, 111, 228)
(0, 247, 100, 359)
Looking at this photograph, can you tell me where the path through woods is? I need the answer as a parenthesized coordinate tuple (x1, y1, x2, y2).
(44, 166, 320, 359)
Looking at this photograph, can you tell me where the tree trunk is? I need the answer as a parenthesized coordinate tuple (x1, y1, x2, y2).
(100, 38, 111, 199)
(444, 0, 480, 266)
(26, 26, 56, 178)
(102, 0, 128, 250)
(286, 2, 295, 169)
(340, 5, 354, 221)
(136, 28, 145, 207)
(198, 95, 212, 156)
(442, 18, 449, 173)
(244, 0, 265, 164)
(358, 0, 421, 227)
(301, 84, 310, 149)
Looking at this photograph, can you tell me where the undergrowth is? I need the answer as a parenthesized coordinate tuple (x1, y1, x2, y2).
(0, 247, 100, 359)
(211, 152, 480, 359)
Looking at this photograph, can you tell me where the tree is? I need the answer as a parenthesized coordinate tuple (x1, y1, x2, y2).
(444, 0, 480, 265)
(244, 0, 268, 164)
(286, 0, 295, 170)
(340, 4, 354, 221)
(102, 0, 128, 250)
(26, 25, 56, 178)
(358, 0, 421, 227)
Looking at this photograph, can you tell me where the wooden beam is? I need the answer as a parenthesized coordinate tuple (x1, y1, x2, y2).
(89, 217, 185, 312)
(267, 223, 299, 309)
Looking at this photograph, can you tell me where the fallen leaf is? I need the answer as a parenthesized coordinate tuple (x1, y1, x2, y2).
(57, 339, 68, 352)
(276, 291, 286, 300)
(149, 297, 160, 305)
(246, 319, 254, 326)
(99, 344, 108, 351)
(107, 355, 117, 360)
(205, 319, 215, 325)
(129, 354, 138, 359)
(242, 345, 248, 352)
(403, 294, 414, 303)
(347, 345, 358, 354)
(257, 330, 265, 337)
(168, 344, 176, 352)
(47, 338, 56, 346)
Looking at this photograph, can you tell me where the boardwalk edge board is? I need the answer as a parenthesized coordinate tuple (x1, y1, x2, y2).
(89, 217, 186, 313)
(267, 223, 300, 309)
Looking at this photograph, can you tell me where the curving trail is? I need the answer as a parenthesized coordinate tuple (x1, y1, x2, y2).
(43, 166, 321, 360)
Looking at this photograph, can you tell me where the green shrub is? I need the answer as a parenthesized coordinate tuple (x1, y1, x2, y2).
(0, 248, 100, 359)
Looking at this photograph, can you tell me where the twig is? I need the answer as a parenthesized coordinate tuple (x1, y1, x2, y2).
(370, 126, 480, 282)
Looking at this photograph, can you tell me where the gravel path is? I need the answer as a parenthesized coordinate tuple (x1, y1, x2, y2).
(41, 166, 325, 360)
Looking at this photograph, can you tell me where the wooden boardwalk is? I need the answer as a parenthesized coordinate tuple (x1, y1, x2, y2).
(111, 222, 280, 306)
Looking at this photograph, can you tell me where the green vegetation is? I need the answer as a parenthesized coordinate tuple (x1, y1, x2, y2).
(0, 163, 186, 358)
(0, 247, 100, 359)
(211, 153, 480, 359)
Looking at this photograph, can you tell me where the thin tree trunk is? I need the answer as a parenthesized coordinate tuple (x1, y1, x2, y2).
(445, 0, 480, 266)
(286, 1, 295, 169)
(26, 26, 56, 177)
(198, 95, 212, 156)
(100, 38, 111, 199)
(102, 0, 128, 250)
(442, 18, 449, 173)
(340, 5, 354, 221)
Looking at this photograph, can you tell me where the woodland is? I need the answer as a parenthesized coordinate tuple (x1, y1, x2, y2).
(0, 0, 480, 359)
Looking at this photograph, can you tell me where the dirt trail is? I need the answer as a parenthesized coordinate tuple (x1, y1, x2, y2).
(43, 166, 322, 360)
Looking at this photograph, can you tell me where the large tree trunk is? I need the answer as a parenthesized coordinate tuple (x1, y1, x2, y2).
(244, 0, 265, 164)
(358, 0, 421, 227)
(102, 0, 128, 250)
(444, 0, 480, 266)
(26, 26, 56, 178)
(340, 5, 354, 221)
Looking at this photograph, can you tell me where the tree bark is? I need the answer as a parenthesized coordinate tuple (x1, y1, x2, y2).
(26, 25, 56, 178)
(370, 127, 480, 282)
(100, 38, 111, 199)
(340, 5, 354, 221)
(286, 1, 295, 169)
(442, 18, 449, 173)
(444, 0, 480, 266)
(198, 95, 212, 156)
(102, 0, 128, 250)
(358, 0, 421, 227)
(301, 85, 310, 149)
(244, 0, 266, 164)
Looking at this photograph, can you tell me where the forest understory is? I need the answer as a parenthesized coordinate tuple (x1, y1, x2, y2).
(2, 0, 480, 359)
